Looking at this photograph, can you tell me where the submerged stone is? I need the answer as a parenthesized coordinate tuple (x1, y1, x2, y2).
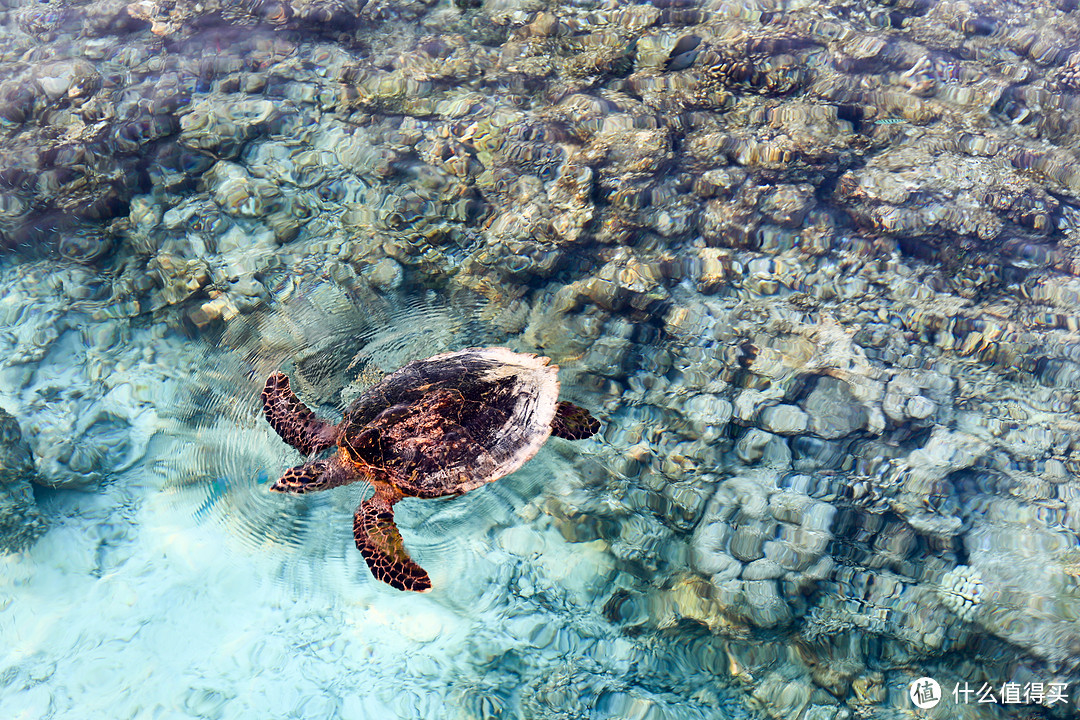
(0, 407, 47, 553)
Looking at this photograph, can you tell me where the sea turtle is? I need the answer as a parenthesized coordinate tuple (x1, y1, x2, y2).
(261, 347, 600, 592)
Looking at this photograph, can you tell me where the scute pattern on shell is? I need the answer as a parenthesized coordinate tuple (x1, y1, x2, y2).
(340, 348, 560, 498)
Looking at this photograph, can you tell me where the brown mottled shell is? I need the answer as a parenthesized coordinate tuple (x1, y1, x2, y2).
(338, 347, 559, 498)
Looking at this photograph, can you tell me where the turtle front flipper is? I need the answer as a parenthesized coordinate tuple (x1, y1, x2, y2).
(551, 401, 600, 440)
(354, 487, 431, 592)
(262, 372, 339, 455)
(271, 456, 357, 494)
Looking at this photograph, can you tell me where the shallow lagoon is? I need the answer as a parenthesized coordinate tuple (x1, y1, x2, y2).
(3, 1, 1080, 718)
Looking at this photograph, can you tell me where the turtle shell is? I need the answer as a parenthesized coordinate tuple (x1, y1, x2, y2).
(338, 347, 559, 498)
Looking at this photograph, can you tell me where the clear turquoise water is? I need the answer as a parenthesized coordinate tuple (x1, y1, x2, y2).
(3, 1, 1080, 718)
(0, 275, 746, 719)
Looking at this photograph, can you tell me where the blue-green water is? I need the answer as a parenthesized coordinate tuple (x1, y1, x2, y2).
(3, 1, 1080, 718)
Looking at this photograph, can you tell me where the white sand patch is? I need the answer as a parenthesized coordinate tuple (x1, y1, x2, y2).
(0, 469, 484, 719)
(1, 445, 619, 719)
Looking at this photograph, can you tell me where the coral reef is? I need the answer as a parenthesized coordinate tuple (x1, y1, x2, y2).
(4, 0, 1080, 717)
(0, 260, 165, 490)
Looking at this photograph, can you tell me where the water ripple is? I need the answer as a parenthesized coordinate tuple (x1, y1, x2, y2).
(156, 275, 506, 591)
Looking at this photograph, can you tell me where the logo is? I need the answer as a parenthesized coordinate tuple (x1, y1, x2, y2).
(910, 677, 942, 709)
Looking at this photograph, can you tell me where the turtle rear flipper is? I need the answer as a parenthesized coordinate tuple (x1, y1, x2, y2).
(270, 456, 357, 493)
(354, 488, 431, 592)
(551, 401, 600, 440)
(262, 372, 339, 455)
